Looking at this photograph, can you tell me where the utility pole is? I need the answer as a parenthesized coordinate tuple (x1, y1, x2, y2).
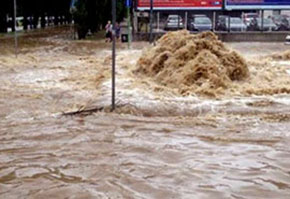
(261, 10, 264, 33)
(111, 0, 116, 111)
(126, 0, 132, 49)
(14, 0, 18, 58)
(149, 0, 153, 43)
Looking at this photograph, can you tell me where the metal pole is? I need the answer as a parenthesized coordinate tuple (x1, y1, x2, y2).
(157, 12, 160, 32)
(228, 15, 230, 33)
(14, 0, 18, 58)
(149, 0, 153, 43)
(261, 10, 264, 32)
(127, 6, 131, 49)
(178, 11, 180, 29)
(135, 11, 139, 32)
(185, 11, 188, 30)
(213, 11, 216, 31)
(111, 0, 116, 111)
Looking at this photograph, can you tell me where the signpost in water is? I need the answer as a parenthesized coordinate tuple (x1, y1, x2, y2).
(14, 0, 18, 58)
(112, 0, 116, 111)
(126, 0, 132, 49)
(149, 0, 153, 43)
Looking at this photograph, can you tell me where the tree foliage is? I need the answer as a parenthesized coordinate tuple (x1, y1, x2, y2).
(0, 0, 71, 33)
(73, 0, 127, 39)
(0, 0, 128, 38)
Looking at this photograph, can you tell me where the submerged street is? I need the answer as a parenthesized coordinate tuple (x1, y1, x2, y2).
(1, 28, 290, 198)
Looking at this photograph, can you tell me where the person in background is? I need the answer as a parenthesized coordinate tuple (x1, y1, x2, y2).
(105, 20, 112, 42)
(115, 23, 121, 41)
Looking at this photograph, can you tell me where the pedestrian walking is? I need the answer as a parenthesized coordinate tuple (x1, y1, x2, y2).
(105, 20, 112, 42)
(115, 23, 121, 41)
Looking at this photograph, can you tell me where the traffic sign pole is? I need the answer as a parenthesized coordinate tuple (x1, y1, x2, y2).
(14, 0, 18, 58)
(149, 0, 153, 43)
(126, 0, 132, 49)
(111, 0, 116, 111)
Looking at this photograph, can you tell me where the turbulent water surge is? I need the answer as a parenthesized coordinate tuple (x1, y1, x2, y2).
(1, 29, 290, 199)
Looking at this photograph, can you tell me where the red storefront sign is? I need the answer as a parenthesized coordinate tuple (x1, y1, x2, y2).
(137, 0, 222, 10)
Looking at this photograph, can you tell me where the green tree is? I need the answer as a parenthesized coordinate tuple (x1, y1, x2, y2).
(0, 0, 9, 32)
(0, 0, 71, 32)
(73, 0, 126, 39)
(0, 0, 125, 35)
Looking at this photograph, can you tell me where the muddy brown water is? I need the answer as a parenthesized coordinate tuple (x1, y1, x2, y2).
(1, 33, 290, 198)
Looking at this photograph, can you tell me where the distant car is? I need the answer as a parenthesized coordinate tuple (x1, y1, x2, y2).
(229, 17, 247, 31)
(188, 15, 212, 32)
(242, 13, 259, 26)
(217, 17, 246, 32)
(164, 15, 184, 30)
(269, 15, 289, 25)
(247, 18, 277, 31)
(268, 15, 290, 31)
(285, 35, 290, 45)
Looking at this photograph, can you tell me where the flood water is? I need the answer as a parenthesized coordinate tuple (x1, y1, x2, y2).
(1, 30, 290, 198)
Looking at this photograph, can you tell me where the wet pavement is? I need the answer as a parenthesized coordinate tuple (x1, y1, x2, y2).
(1, 30, 290, 198)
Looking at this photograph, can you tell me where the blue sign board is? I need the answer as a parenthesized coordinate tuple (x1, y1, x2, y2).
(126, 0, 131, 7)
(225, 0, 290, 9)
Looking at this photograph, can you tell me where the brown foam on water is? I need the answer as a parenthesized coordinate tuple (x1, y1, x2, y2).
(270, 50, 290, 60)
(135, 30, 249, 97)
